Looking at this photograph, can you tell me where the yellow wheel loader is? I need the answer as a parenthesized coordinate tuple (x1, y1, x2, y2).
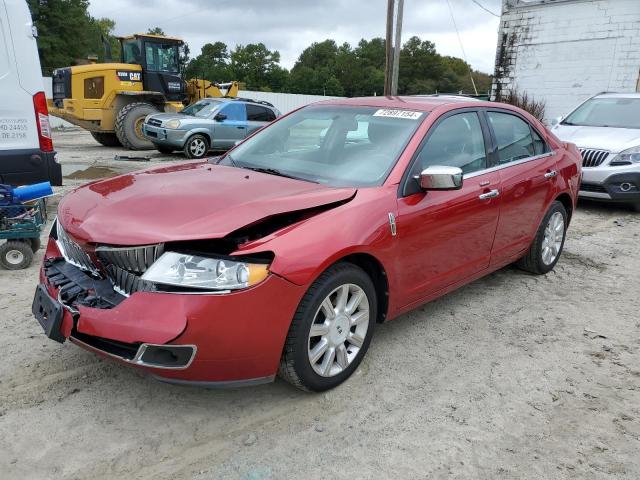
(48, 34, 239, 150)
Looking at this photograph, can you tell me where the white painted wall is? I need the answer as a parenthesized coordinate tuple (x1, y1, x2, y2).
(492, 0, 640, 122)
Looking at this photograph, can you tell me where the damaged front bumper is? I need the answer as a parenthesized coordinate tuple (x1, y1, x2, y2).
(32, 236, 305, 386)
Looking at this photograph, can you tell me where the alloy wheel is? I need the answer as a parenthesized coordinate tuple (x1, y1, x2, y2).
(307, 284, 370, 377)
(189, 138, 206, 157)
(541, 211, 564, 265)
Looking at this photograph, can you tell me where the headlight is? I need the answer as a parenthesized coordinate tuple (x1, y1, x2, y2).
(164, 119, 181, 129)
(611, 145, 640, 164)
(141, 252, 269, 291)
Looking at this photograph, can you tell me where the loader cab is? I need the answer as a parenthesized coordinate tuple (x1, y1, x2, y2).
(119, 34, 186, 102)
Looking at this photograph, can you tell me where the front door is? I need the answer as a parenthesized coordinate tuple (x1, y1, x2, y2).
(213, 102, 247, 149)
(396, 111, 501, 306)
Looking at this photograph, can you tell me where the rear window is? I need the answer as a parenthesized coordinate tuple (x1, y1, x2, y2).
(247, 104, 276, 122)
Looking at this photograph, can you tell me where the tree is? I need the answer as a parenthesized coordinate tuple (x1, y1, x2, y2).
(146, 27, 165, 36)
(27, 0, 117, 73)
(230, 43, 284, 91)
(185, 41, 230, 80)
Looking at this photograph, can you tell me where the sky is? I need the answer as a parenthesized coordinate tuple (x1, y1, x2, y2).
(88, 0, 502, 74)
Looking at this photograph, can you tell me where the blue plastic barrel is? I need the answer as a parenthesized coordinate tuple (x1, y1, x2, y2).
(12, 182, 53, 202)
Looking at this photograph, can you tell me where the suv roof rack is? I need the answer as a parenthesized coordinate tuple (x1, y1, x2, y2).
(230, 97, 275, 108)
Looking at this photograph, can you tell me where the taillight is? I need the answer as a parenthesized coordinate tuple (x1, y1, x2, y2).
(33, 91, 53, 152)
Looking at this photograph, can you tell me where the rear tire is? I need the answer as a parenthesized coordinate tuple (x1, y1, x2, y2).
(90, 131, 121, 147)
(183, 134, 210, 159)
(278, 263, 376, 392)
(516, 201, 567, 275)
(0, 241, 33, 270)
(115, 102, 159, 150)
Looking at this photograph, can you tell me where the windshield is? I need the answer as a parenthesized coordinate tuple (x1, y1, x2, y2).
(224, 105, 425, 187)
(121, 39, 143, 64)
(144, 42, 179, 73)
(563, 97, 640, 129)
(182, 100, 222, 118)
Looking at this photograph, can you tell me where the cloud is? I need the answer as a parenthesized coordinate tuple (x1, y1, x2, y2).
(89, 0, 501, 73)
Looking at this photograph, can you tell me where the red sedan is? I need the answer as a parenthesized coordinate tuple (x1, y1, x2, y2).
(32, 96, 582, 391)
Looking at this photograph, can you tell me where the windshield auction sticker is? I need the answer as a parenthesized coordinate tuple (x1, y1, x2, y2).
(373, 109, 423, 120)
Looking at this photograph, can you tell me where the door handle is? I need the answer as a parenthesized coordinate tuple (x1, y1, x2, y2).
(236, 126, 245, 129)
(544, 170, 558, 179)
(479, 189, 500, 200)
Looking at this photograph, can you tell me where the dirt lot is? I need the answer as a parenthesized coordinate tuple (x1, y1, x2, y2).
(1, 128, 639, 479)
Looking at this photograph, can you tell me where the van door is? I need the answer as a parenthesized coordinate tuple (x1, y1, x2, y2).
(0, 0, 61, 185)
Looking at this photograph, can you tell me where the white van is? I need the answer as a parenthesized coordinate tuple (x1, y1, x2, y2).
(0, 0, 61, 185)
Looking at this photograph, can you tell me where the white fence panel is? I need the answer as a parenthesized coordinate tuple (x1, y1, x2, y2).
(42, 76, 343, 128)
(238, 90, 343, 113)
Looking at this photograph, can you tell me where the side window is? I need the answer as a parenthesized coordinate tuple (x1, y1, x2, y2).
(487, 112, 536, 164)
(219, 102, 246, 121)
(413, 112, 487, 175)
(247, 105, 276, 122)
(531, 128, 548, 156)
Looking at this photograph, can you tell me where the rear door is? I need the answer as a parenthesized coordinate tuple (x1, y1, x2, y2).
(0, 0, 40, 152)
(212, 102, 247, 149)
(484, 110, 558, 265)
(246, 104, 276, 135)
(396, 110, 501, 305)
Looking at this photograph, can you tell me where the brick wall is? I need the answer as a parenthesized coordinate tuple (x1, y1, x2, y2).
(491, 0, 640, 122)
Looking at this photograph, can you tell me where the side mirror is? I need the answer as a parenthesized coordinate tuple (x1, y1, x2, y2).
(214, 113, 227, 122)
(551, 116, 562, 126)
(415, 166, 463, 190)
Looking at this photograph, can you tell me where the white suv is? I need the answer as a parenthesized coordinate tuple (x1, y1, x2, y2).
(552, 93, 640, 211)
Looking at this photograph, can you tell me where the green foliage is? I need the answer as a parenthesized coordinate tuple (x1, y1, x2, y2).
(146, 27, 165, 36)
(27, 0, 117, 73)
(27, 0, 491, 95)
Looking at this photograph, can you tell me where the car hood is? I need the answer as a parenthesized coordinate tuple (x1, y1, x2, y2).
(552, 124, 640, 153)
(58, 162, 356, 245)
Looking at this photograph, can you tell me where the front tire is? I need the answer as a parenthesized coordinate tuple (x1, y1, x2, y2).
(279, 263, 377, 392)
(115, 102, 159, 150)
(183, 134, 210, 159)
(0, 241, 33, 270)
(517, 201, 567, 275)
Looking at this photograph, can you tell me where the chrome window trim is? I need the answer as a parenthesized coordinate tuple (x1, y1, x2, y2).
(463, 151, 555, 179)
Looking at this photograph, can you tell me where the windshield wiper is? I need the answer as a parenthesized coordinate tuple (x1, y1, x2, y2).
(242, 166, 318, 183)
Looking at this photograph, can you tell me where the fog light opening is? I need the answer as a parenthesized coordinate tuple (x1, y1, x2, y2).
(620, 182, 633, 192)
(135, 344, 196, 369)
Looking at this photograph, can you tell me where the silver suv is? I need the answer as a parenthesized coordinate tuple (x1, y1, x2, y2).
(552, 92, 640, 211)
(142, 98, 280, 159)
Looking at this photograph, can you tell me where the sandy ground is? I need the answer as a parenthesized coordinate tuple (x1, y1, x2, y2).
(1, 128, 639, 480)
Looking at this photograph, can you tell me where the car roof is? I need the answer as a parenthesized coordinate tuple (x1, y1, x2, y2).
(197, 97, 276, 109)
(314, 95, 489, 112)
(593, 92, 640, 99)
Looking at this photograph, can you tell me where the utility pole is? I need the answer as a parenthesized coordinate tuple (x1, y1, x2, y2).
(384, 0, 404, 96)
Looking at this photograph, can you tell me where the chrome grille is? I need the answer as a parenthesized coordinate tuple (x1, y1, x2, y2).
(106, 265, 156, 296)
(147, 118, 162, 127)
(56, 222, 99, 274)
(95, 244, 164, 274)
(579, 148, 609, 168)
